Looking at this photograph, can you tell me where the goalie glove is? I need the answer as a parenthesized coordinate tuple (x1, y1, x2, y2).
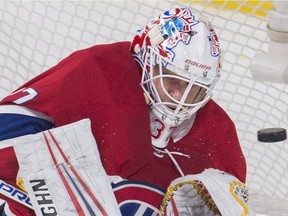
(159, 168, 249, 216)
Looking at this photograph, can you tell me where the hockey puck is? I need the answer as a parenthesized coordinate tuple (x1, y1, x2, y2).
(257, 128, 287, 142)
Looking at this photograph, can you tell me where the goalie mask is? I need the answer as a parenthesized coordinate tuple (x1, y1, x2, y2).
(131, 8, 222, 148)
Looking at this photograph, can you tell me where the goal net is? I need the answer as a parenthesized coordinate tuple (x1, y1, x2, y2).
(1, 0, 287, 214)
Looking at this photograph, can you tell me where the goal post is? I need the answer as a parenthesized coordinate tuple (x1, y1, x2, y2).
(1, 0, 288, 214)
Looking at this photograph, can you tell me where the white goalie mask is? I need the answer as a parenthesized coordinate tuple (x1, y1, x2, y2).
(131, 8, 222, 149)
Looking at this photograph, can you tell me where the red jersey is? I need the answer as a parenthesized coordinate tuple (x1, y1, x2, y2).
(0, 42, 246, 190)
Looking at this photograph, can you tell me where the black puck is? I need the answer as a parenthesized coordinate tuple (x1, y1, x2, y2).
(257, 128, 287, 142)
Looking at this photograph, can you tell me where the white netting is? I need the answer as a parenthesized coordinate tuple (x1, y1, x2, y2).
(1, 1, 288, 215)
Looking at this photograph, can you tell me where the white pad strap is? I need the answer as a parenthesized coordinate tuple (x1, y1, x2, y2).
(250, 53, 288, 84)
(267, 7, 288, 43)
(266, 24, 288, 43)
(273, 1, 288, 14)
(269, 40, 288, 55)
(268, 10, 288, 32)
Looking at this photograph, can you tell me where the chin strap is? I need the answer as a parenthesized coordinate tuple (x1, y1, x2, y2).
(153, 147, 190, 177)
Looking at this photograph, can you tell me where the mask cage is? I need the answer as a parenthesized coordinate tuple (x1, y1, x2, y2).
(141, 46, 219, 121)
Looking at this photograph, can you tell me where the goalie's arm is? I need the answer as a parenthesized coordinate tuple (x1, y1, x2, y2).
(0, 105, 53, 142)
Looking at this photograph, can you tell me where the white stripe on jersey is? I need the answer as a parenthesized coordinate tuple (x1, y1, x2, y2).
(0, 105, 54, 123)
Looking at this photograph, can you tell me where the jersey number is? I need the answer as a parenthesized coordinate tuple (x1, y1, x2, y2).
(11, 88, 38, 104)
(151, 118, 176, 141)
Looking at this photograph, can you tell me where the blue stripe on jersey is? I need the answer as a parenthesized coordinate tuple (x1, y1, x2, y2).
(0, 113, 54, 141)
(112, 179, 165, 193)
